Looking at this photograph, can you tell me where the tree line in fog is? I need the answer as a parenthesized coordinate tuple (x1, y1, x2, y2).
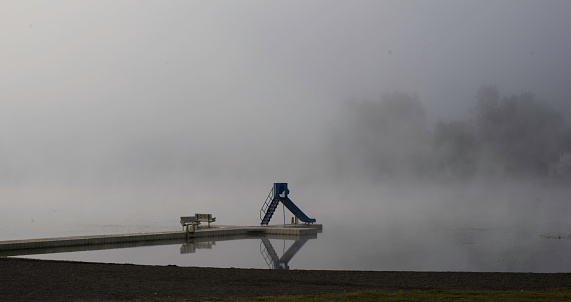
(330, 86, 571, 180)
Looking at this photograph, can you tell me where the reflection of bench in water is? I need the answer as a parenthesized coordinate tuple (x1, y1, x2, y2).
(180, 241, 215, 254)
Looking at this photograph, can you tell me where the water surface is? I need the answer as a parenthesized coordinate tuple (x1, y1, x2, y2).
(2, 180, 571, 272)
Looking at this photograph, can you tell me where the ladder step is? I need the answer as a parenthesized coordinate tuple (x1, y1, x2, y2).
(261, 198, 280, 225)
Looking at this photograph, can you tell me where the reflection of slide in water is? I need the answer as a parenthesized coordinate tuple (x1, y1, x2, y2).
(180, 234, 314, 269)
(260, 238, 308, 270)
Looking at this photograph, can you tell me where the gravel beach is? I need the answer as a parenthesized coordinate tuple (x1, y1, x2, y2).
(2, 257, 571, 301)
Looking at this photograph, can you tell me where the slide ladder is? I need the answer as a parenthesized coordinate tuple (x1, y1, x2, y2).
(260, 183, 316, 226)
(260, 186, 280, 225)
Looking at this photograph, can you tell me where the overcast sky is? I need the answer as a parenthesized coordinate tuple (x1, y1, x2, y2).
(1, 0, 571, 186)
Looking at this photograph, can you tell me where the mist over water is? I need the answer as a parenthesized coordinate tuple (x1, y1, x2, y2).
(2, 1, 571, 271)
(4, 178, 571, 272)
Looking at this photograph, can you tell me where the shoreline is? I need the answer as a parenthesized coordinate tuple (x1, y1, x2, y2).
(2, 257, 571, 301)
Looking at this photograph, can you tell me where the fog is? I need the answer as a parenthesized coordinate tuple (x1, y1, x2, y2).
(2, 1, 571, 269)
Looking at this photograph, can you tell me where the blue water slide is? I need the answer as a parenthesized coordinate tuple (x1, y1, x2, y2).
(281, 197, 316, 223)
(261, 183, 316, 225)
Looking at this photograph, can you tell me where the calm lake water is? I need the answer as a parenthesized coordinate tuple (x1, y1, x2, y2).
(2, 180, 571, 272)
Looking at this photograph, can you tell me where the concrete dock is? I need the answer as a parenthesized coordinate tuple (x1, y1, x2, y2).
(0, 224, 322, 255)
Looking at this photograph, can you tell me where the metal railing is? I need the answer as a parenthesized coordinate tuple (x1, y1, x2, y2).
(260, 186, 275, 222)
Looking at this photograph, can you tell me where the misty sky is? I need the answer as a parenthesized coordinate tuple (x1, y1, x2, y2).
(2, 1, 571, 186)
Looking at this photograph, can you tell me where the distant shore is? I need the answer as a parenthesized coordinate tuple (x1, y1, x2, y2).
(2, 257, 571, 301)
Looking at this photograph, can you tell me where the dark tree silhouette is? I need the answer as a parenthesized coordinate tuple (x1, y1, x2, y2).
(332, 92, 429, 178)
(432, 120, 477, 178)
(329, 86, 570, 181)
(472, 86, 567, 175)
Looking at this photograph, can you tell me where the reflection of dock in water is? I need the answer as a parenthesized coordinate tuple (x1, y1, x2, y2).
(0, 238, 185, 257)
(178, 233, 315, 269)
(179, 232, 317, 262)
(0, 226, 321, 270)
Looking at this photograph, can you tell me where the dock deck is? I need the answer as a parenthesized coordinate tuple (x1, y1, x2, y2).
(0, 224, 322, 253)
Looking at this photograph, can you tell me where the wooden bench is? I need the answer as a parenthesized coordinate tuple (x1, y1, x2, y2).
(195, 213, 216, 228)
(180, 216, 200, 232)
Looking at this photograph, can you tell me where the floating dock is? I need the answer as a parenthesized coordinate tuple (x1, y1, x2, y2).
(0, 224, 322, 254)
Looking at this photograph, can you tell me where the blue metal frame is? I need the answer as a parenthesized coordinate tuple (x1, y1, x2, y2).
(260, 183, 316, 225)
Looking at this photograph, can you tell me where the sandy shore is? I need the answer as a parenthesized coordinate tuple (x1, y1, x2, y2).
(2, 257, 571, 301)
